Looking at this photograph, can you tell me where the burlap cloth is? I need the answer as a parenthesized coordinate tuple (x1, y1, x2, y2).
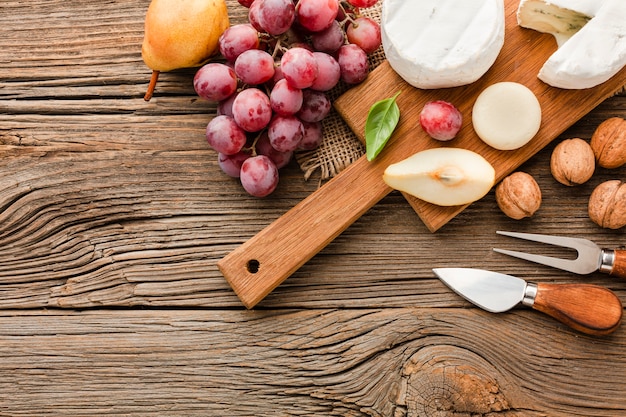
(295, 2, 626, 182)
(295, 3, 385, 182)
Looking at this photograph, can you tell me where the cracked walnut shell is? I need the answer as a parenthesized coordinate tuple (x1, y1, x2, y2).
(588, 180, 626, 229)
(495, 172, 541, 220)
(590, 117, 626, 169)
(550, 138, 595, 186)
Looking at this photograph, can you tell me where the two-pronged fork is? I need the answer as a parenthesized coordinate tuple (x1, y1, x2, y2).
(493, 231, 626, 278)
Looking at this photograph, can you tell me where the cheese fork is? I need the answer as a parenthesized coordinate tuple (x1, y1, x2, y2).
(493, 231, 626, 279)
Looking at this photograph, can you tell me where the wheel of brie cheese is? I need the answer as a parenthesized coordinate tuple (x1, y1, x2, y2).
(518, 0, 626, 89)
(381, 0, 505, 89)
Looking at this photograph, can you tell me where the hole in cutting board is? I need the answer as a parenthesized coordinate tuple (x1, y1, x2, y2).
(247, 259, 260, 274)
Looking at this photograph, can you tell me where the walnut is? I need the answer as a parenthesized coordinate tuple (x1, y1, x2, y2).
(550, 138, 595, 186)
(495, 172, 542, 220)
(588, 180, 626, 229)
(590, 117, 626, 169)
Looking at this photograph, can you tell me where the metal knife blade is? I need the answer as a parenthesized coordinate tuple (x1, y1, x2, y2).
(432, 267, 623, 336)
(433, 267, 531, 313)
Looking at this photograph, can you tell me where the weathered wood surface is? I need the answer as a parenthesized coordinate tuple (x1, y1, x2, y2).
(0, 1, 625, 415)
(1, 308, 625, 417)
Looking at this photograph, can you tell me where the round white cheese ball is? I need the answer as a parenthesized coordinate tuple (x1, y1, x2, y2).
(472, 82, 542, 150)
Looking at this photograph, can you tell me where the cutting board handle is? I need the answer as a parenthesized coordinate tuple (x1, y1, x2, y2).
(218, 154, 391, 309)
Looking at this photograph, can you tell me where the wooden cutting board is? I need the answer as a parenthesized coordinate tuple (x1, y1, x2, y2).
(219, 0, 626, 309)
(335, 0, 626, 232)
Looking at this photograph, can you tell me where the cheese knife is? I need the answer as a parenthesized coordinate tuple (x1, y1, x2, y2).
(433, 267, 623, 335)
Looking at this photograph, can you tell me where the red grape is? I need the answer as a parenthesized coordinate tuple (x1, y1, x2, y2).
(268, 115, 305, 152)
(280, 47, 319, 89)
(419, 100, 463, 141)
(256, 131, 293, 168)
(309, 52, 340, 91)
(240, 155, 279, 197)
(206, 115, 248, 155)
(299, 121, 323, 150)
(232, 88, 272, 132)
(298, 90, 331, 123)
(238, 0, 255, 7)
(248, 0, 265, 31)
(258, 0, 296, 36)
(296, 0, 339, 32)
(337, 44, 369, 84)
(346, 17, 381, 54)
(310, 21, 344, 53)
(193, 63, 238, 102)
(270, 79, 303, 115)
(235, 49, 275, 85)
(271, 65, 285, 84)
(219, 24, 260, 62)
(218, 150, 251, 177)
(217, 92, 239, 117)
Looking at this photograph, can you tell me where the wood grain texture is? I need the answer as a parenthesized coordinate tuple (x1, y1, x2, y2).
(0, 309, 625, 417)
(335, 0, 626, 232)
(0, 0, 625, 415)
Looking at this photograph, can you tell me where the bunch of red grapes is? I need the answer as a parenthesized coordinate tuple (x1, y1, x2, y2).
(194, 0, 381, 197)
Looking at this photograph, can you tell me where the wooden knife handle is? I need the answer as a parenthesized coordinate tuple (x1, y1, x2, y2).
(218, 155, 392, 309)
(608, 249, 626, 279)
(532, 283, 623, 336)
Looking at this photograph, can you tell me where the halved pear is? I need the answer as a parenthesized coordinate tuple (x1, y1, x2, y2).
(383, 148, 496, 206)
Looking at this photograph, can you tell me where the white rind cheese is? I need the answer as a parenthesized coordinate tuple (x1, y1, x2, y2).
(381, 0, 505, 89)
(518, 0, 626, 89)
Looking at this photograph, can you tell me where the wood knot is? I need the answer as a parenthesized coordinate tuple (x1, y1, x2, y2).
(396, 345, 509, 416)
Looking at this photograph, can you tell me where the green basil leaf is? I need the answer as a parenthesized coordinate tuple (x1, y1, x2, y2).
(365, 91, 401, 161)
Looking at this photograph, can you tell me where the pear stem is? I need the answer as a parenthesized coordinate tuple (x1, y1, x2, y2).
(144, 70, 160, 101)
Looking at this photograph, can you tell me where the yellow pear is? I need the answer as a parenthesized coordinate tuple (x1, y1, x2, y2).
(141, 0, 230, 100)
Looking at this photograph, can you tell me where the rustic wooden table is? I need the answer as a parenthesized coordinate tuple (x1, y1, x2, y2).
(1, 1, 625, 416)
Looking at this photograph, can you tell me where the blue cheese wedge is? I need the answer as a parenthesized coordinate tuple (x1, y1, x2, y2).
(518, 0, 626, 89)
(381, 0, 505, 89)
(517, 0, 603, 46)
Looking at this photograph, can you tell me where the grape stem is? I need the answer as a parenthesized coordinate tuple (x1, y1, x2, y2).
(245, 130, 266, 156)
(338, 1, 360, 27)
(144, 70, 160, 101)
(270, 37, 289, 59)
